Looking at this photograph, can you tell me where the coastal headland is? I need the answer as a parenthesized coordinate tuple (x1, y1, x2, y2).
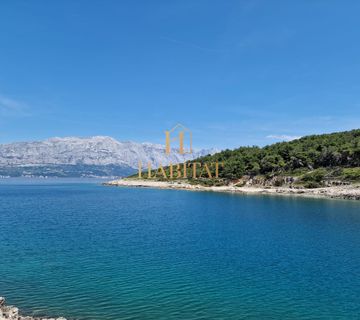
(104, 178, 360, 201)
(104, 129, 360, 201)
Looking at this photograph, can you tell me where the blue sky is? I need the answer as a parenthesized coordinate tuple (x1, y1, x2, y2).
(0, 0, 359, 149)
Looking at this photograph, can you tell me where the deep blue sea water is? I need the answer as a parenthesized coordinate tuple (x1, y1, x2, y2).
(0, 179, 360, 319)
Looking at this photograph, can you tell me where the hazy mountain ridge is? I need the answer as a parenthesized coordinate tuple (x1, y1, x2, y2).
(0, 136, 215, 177)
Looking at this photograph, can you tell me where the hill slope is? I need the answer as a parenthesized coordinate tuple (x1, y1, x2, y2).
(133, 129, 360, 188)
(193, 129, 360, 187)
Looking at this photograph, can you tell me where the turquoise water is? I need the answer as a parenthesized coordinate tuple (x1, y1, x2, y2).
(0, 180, 360, 319)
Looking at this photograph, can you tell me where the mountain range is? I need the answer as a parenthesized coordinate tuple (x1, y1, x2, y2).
(0, 136, 215, 178)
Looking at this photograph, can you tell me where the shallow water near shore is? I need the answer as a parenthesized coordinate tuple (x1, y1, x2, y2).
(0, 179, 360, 319)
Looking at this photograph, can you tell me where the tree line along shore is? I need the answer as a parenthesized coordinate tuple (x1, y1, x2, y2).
(110, 129, 360, 200)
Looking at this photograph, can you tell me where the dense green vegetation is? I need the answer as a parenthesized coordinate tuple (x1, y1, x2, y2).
(198, 129, 360, 179)
(133, 129, 360, 187)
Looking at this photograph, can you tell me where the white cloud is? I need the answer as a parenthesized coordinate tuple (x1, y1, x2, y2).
(266, 134, 301, 141)
(0, 94, 29, 116)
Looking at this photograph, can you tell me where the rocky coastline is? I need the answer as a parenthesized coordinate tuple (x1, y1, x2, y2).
(104, 178, 360, 201)
(0, 297, 66, 320)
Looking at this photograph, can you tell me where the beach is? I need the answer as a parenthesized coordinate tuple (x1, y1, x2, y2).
(104, 178, 360, 201)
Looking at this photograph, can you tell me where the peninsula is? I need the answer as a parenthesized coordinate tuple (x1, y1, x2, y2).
(105, 129, 360, 201)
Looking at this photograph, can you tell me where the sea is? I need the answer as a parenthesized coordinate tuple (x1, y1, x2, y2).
(0, 179, 359, 319)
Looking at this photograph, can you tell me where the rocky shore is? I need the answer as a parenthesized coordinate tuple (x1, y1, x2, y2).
(0, 297, 66, 320)
(104, 179, 360, 201)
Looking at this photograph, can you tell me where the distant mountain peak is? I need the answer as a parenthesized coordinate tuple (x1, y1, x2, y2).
(0, 136, 217, 177)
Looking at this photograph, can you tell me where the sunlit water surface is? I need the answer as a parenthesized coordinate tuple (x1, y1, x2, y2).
(0, 180, 359, 319)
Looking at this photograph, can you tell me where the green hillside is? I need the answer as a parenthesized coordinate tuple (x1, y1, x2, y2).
(194, 129, 360, 187)
(133, 129, 360, 188)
